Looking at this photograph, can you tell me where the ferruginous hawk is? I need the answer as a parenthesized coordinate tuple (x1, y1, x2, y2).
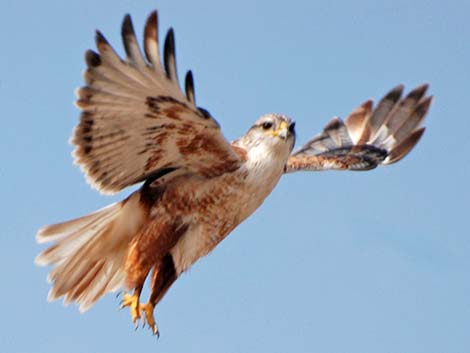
(36, 10, 432, 336)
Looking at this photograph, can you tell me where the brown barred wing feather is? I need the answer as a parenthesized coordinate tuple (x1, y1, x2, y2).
(73, 11, 241, 194)
(285, 84, 431, 173)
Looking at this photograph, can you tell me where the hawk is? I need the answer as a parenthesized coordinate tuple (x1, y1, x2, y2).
(36, 10, 432, 336)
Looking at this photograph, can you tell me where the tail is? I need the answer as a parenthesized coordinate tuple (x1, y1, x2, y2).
(35, 192, 145, 312)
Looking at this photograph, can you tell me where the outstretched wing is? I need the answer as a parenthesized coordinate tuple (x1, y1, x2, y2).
(285, 84, 431, 173)
(73, 11, 242, 194)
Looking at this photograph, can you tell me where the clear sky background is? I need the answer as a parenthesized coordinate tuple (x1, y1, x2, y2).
(1, 0, 469, 352)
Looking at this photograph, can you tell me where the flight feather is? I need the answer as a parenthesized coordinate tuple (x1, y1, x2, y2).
(285, 84, 431, 172)
(73, 12, 241, 194)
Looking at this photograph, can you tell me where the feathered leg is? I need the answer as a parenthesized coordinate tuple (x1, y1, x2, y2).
(121, 239, 152, 327)
(123, 212, 187, 334)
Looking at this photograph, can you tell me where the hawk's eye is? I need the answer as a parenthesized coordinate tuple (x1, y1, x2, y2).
(262, 121, 273, 130)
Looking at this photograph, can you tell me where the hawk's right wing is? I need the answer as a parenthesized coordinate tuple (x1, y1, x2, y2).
(73, 11, 243, 194)
(285, 84, 432, 173)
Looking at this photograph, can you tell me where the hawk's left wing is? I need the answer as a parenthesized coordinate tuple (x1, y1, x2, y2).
(285, 84, 432, 173)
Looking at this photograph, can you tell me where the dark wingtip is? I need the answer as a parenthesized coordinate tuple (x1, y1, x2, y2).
(95, 30, 109, 48)
(165, 28, 175, 52)
(386, 127, 426, 164)
(323, 117, 344, 132)
(121, 14, 134, 37)
(197, 107, 212, 119)
(416, 95, 433, 116)
(121, 13, 142, 62)
(144, 10, 160, 65)
(185, 70, 195, 104)
(386, 84, 404, 102)
(145, 10, 158, 38)
(406, 83, 429, 101)
(362, 99, 373, 111)
(148, 10, 158, 23)
(164, 28, 176, 79)
(415, 83, 429, 94)
(85, 50, 101, 67)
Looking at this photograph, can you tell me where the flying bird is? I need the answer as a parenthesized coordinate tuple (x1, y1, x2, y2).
(36, 10, 432, 336)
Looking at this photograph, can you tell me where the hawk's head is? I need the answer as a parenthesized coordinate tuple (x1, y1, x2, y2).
(233, 114, 296, 187)
(237, 114, 296, 155)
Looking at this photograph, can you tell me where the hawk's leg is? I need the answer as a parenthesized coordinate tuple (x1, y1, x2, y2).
(120, 284, 143, 326)
(141, 253, 177, 337)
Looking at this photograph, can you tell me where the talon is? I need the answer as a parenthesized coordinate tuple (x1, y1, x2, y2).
(141, 302, 159, 337)
(120, 292, 141, 324)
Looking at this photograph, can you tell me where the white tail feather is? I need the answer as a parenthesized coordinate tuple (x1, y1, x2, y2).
(36, 192, 145, 311)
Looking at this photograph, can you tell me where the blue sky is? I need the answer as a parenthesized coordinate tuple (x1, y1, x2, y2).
(1, 0, 469, 352)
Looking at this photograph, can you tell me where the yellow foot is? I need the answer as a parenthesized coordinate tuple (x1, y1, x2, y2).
(120, 293, 141, 325)
(141, 302, 159, 337)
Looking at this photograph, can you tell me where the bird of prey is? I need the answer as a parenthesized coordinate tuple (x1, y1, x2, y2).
(35, 10, 432, 336)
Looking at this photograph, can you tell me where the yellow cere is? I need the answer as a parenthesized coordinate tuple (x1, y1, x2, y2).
(271, 121, 288, 137)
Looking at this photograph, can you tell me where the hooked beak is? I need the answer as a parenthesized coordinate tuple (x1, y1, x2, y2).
(275, 121, 289, 140)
